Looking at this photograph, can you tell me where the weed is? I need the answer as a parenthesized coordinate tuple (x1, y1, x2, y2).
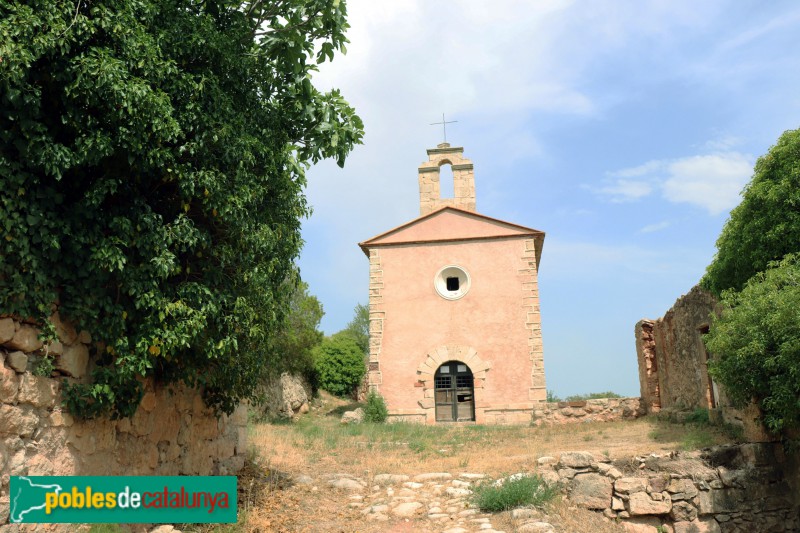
(459, 456, 470, 468)
(33, 355, 54, 377)
(582, 434, 594, 442)
(363, 391, 388, 423)
(408, 441, 427, 454)
(471, 474, 558, 513)
(680, 427, 716, 450)
(685, 408, 710, 425)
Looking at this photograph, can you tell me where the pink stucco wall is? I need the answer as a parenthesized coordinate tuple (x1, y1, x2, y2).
(375, 237, 540, 422)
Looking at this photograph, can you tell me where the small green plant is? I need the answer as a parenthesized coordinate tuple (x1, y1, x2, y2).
(685, 408, 710, 425)
(363, 391, 388, 423)
(680, 427, 716, 450)
(33, 356, 55, 377)
(471, 474, 557, 513)
(582, 434, 594, 442)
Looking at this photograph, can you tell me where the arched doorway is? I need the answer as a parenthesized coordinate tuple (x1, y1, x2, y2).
(434, 361, 475, 422)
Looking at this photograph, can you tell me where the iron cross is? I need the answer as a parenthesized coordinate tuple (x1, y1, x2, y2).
(430, 113, 458, 143)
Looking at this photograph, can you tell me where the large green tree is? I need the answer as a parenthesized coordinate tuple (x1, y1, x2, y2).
(701, 128, 800, 295)
(271, 280, 324, 389)
(705, 254, 800, 435)
(0, 0, 363, 418)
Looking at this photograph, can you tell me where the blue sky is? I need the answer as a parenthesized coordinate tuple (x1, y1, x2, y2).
(297, 1, 800, 398)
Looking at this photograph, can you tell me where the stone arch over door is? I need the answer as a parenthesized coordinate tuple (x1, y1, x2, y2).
(416, 345, 491, 423)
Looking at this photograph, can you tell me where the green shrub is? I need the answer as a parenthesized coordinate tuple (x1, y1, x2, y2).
(471, 474, 557, 513)
(684, 408, 710, 425)
(363, 391, 388, 423)
(564, 391, 623, 401)
(705, 253, 800, 435)
(312, 336, 366, 397)
(546, 390, 561, 402)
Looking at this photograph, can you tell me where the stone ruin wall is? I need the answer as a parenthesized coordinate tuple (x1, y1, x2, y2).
(531, 397, 645, 426)
(546, 443, 799, 533)
(635, 285, 775, 442)
(0, 314, 247, 525)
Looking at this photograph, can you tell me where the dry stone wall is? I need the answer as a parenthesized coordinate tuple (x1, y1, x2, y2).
(540, 444, 798, 533)
(531, 397, 645, 425)
(0, 315, 247, 526)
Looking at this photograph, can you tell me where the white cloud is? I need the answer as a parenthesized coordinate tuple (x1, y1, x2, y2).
(638, 221, 671, 234)
(600, 151, 753, 215)
(584, 179, 654, 203)
(662, 153, 753, 215)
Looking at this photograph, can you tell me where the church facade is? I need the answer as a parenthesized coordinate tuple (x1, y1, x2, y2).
(359, 143, 546, 424)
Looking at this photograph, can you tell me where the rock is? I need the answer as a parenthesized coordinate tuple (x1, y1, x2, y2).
(391, 501, 423, 517)
(1, 363, 19, 398)
(50, 312, 78, 345)
(150, 527, 175, 533)
(413, 472, 452, 482)
(5, 324, 42, 352)
(537, 456, 557, 466)
(559, 451, 595, 468)
(341, 408, 364, 424)
(442, 528, 468, 533)
(511, 509, 539, 519)
(540, 470, 560, 486)
(517, 522, 554, 532)
(0, 318, 15, 344)
(460, 473, 486, 480)
(262, 372, 310, 419)
(673, 518, 721, 533)
(0, 404, 39, 437)
(445, 487, 471, 497)
(56, 343, 89, 378)
(671, 501, 698, 522)
(17, 374, 58, 408)
(374, 473, 409, 484)
(616, 477, 648, 494)
(295, 475, 313, 485)
(557, 467, 578, 479)
(628, 492, 672, 515)
(622, 517, 663, 533)
(402, 481, 423, 489)
(78, 330, 92, 344)
(612, 496, 625, 510)
(6, 351, 28, 373)
(329, 478, 365, 491)
(570, 473, 612, 510)
(667, 479, 698, 500)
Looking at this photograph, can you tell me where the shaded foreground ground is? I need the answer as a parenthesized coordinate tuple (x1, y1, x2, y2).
(206, 394, 736, 532)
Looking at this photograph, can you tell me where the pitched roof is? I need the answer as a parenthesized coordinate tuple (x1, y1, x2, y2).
(358, 206, 545, 268)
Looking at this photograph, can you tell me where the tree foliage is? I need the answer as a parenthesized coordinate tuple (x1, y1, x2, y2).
(312, 335, 365, 397)
(270, 281, 324, 391)
(701, 128, 800, 295)
(704, 254, 800, 435)
(0, 0, 362, 418)
(335, 302, 368, 356)
(362, 390, 388, 423)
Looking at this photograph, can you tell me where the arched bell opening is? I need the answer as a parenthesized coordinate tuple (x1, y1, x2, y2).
(434, 361, 475, 422)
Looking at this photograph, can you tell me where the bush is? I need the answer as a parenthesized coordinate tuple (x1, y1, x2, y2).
(705, 253, 800, 435)
(471, 474, 558, 513)
(363, 391, 388, 423)
(312, 336, 366, 397)
(564, 391, 623, 401)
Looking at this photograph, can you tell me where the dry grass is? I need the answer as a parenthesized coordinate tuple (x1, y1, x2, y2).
(249, 393, 733, 480)
(210, 393, 735, 532)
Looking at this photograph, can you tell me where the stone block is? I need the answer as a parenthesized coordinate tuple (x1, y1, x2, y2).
(672, 518, 721, 533)
(17, 374, 58, 408)
(559, 451, 595, 468)
(628, 492, 672, 515)
(5, 324, 43, 352)
(50, 312, 78, 345)
(671, 501, 698, 522)
(1, 363, 19, 399)
(570, 472, 612, 510)
(667, 478, 698, 500)
(7, 351, 28, 373)
(418, 397, 434, 409)
(616, 477, 648, 494)
(56, 343, 89, 378)
(621, 517, 663, 533)
(0, 404, 39, 437)
(0, 318, 15, 344)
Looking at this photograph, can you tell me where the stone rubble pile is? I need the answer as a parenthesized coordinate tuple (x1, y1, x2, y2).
(321, 471, 557, 533)
(538, 444, 799, 533)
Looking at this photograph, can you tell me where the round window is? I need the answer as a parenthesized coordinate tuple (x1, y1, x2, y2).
(434, 265, 471, 300)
